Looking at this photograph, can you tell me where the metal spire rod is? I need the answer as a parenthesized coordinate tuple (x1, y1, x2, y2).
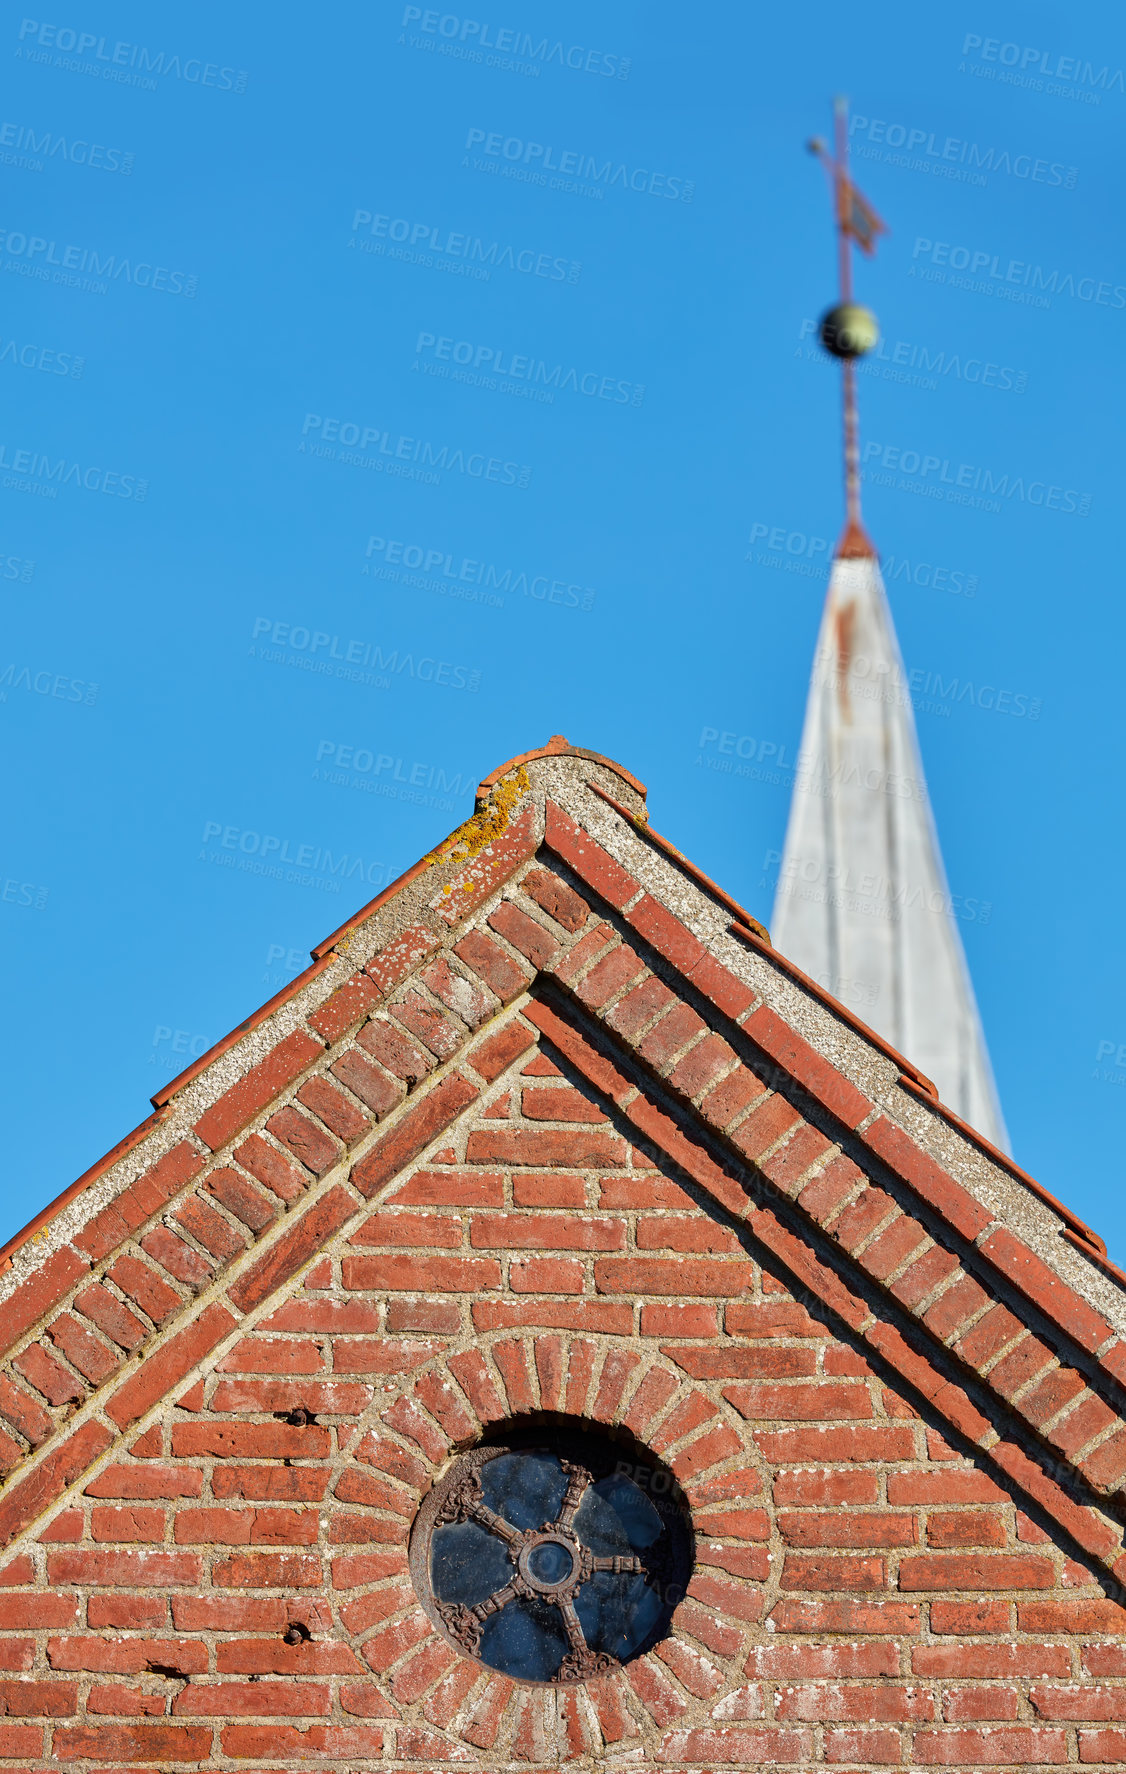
(807, 96, 885, 559)
(833, 96, 854, 304)
(834, 100, 865, 548)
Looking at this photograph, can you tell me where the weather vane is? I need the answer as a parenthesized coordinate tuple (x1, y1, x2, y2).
(807, 96, 887, 558)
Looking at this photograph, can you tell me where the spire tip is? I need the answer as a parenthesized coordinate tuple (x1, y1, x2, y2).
(835, 518, 877, 560)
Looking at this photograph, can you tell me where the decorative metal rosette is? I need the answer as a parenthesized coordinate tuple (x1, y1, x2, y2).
(409, 1435, 692, 1685)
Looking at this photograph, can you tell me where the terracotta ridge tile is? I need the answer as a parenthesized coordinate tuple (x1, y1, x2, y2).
(479, 737, 646, 802)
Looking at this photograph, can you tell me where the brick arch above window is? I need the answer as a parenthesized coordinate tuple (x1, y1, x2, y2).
(325, 1330, 773, 1757)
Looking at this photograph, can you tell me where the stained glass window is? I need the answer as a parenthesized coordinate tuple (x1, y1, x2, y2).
(409, 1433, 691, 1685)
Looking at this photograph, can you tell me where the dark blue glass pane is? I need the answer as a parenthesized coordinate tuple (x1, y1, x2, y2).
(478, 1595, 568, 1682)
(575, 1572, 663, 1659)
(431, 1520, 513, 1606)
(527, 1540, 574, 1585)
(589, 1474, 663, 1549)
(480, 1453, 569, 1532)
(572, 1481, 633, 1555)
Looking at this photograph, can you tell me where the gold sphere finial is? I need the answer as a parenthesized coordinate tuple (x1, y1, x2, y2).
(818, 303, 879, 359)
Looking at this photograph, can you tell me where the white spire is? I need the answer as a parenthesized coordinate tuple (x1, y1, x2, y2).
(771, 551, 1008, 1150)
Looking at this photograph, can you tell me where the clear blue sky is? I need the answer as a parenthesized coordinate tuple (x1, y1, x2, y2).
(4, 0, 1125, 1258)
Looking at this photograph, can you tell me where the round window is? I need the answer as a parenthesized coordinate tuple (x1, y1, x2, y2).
(409, 1431, 692, 1685)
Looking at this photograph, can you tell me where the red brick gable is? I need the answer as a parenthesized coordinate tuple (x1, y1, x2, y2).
(0, 742, 1125, 1768)
(2, 1017, 1126, 1766)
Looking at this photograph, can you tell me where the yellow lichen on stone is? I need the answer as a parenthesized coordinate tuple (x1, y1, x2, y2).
(428, 767, 530, 878)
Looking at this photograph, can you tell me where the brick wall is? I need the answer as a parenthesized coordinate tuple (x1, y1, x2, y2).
(0, 770, 1124, 1768)
(0, 1034, 1124, 1768)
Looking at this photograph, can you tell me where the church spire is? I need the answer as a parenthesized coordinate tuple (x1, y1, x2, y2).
(771, 101, 1008, 1150)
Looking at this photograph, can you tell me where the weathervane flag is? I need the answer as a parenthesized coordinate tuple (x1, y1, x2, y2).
(839, 175, 886, 256)
(807, 116, 888, 261)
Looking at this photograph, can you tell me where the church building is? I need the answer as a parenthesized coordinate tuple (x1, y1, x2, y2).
(0, 737, 1124, 1770)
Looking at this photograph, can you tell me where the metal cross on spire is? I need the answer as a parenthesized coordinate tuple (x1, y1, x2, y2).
(807, 97, 887, 560)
